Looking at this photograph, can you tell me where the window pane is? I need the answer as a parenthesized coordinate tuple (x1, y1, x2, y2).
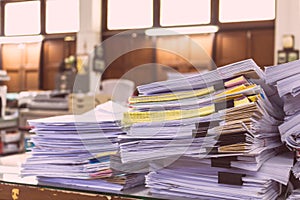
(46, 0, 79, 34)
(160, 0, 211, 26)
(107, 0, 153, 30)
(219, 0, 275, 23)
(5, 1, 41, 36)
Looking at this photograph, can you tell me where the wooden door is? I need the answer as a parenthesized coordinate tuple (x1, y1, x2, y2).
(42, 38, 76, 90)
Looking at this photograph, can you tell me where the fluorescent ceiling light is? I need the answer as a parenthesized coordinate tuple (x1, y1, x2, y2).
(0, 35, 44, 44)
(145, 25, 219, 36)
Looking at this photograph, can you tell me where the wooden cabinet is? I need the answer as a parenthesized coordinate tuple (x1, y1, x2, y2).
(215, 29, 274, 68)
(2, 43, 41, 92)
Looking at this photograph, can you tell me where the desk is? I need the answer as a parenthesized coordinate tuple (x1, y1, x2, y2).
(0, 182, 153, 200)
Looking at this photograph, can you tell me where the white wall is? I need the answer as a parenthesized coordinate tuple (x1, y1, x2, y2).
(77, 0, 101, 55)
(76, 0, 102, 93)
(275, 0, 300, 64)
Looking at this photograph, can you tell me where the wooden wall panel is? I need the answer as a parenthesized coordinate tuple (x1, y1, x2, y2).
(5, 71, 19, 92)
(103, 30, 274, 81)
(103, 34, 216, 85)
(25, 71, 39, 90)
(189, 34, 215, 70)
(215, 31, 249, 67)
(25, 43, 41, 68)
(250, 29, 274, 68)
(2, 44, 22, 68)
(102, 35, 155, 87)
(215, 29, 275, 68)
(2, 43, 40, 92)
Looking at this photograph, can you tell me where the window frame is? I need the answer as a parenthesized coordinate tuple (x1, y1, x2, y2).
(159, 0, 212, 27)
(45, 0, 80, 34)
(0, 0, 79, 38)
(4, 0, 41, 36)
(102, 0, 275, 38)
(218, 0, 276, 24)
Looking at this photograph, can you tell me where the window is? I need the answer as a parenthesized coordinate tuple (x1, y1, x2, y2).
(5, 1, 41, 36)
(107, 0, 153, 30)
(160, 0, 211, 26)
(102, 0, 276, 34)
(46, 0, 80, 34)
(219, 0, 275, 23)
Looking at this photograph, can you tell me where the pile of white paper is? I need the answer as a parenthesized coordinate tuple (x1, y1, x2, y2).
(146, 153, 293, 200)
(21, 101, 144, 192)
(265, 60, 300, 182)
(120, 59, 283, 161)
(119, 59, 290, 199)
(265, 60, 300, 147)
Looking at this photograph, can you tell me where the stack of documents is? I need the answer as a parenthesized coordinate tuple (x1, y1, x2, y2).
(120, 59, 283, 164)
(21, 101, 144, 192)
(265, 59, 300, 148)
(265, 60, 300, 181)
(118, 59, 289, 199)
(146, 152, 293, 200)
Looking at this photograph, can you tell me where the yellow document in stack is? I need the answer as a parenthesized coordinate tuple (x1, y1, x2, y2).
(129, 86, 215, 104)
(123, 104, 215, 124)
(216, 84, 256, 97)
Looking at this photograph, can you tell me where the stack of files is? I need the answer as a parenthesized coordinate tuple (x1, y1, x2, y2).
(146, 152, 294, 200)
(136, 59, 282, 109)
(264, 60, 300, 187)
(265, 59, 300, 148)
(120, 59, 283, 164)
(265, 60, 300, 187)
(21, 101, 145, 192)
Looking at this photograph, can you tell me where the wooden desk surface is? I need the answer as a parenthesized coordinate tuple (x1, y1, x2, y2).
(0, 181, 149, 200)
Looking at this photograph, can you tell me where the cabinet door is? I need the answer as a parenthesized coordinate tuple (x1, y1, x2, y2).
(215, 31, 249, 67)
(2, 43, 40, 92)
